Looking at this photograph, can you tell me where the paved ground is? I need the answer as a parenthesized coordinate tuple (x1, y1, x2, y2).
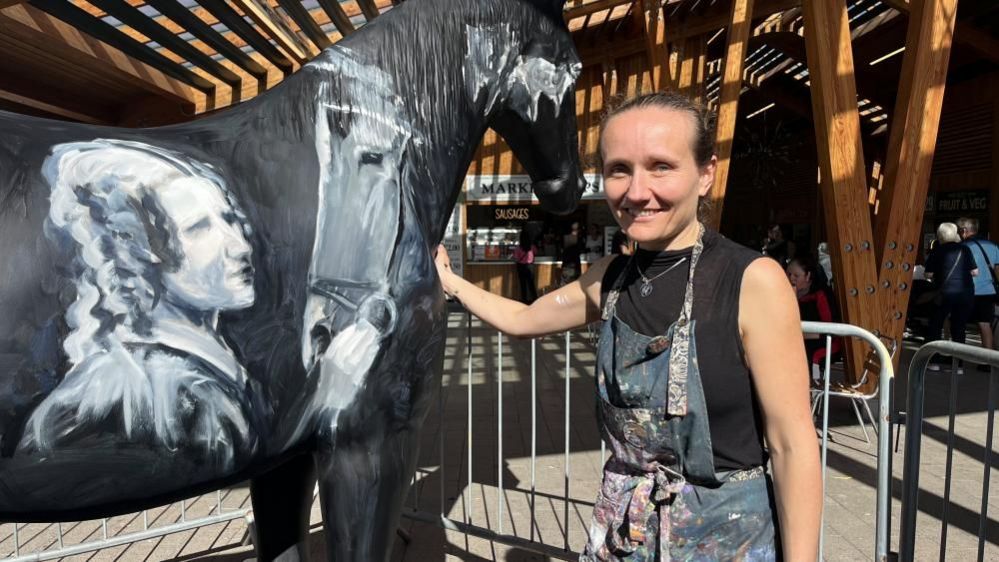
(2, 312, 997, 561)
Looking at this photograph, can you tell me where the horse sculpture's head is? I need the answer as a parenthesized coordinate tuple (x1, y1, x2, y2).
(465, 0, 586, 215)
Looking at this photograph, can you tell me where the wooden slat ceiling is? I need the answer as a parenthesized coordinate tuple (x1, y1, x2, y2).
(0, 0, 994, 127)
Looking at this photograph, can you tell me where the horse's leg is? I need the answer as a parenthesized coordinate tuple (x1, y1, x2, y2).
(250, 454, 318, 562)
(314, 424, 421, 562)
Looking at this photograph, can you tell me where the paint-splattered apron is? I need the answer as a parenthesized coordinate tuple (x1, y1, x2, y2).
(581, 226, 779, 562)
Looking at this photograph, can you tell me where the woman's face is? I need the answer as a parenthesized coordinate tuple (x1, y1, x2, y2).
(786, 262, 812, 296)
(157, 177, 255, 311)
(601, 106, 715, 251)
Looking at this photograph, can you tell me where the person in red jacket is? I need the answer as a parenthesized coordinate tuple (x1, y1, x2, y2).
(787, 256, 842, 375)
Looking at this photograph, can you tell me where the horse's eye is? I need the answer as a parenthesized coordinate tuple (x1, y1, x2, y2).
(360, 152, 384, 166)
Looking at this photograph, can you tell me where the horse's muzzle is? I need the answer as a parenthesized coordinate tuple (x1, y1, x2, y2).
(533, 175, 586, 215)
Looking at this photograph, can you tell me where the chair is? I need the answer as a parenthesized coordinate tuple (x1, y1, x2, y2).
(811, 336, 897, 446)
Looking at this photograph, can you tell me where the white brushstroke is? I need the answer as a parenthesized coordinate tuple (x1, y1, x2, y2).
(464, 23, 516, 115)
(508, 57, 581, 120)
(464, 24, 581, 120)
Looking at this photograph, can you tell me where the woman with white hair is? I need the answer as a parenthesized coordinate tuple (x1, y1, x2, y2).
(17, 139, 261, 469)
(925, 222, 978, 368)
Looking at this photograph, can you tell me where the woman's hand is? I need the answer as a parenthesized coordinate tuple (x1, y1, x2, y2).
(434, 244, 459, 297)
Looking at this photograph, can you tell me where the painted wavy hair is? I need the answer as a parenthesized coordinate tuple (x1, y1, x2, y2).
(23, 140, 252, 451)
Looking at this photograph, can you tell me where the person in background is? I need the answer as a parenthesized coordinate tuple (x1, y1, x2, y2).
(762, 223, 795, 266)
(585, 223, 605, 261)
(513, 229, 538, 304)
(560, 221, 583, 283)
(957, 217, 999, 352)
(611, 229, 632, 256)
(925, 222, 978, 372)
(787, 256, 841, 382)
(816, 242, 833, 288)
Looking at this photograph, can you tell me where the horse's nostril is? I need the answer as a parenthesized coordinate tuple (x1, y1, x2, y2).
(310, 325, 332, 359)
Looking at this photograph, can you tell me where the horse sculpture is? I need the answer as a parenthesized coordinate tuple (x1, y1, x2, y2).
(0, 0, 585, 559)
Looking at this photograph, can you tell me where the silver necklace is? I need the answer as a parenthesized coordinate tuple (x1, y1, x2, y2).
(636, 256, 688, 297)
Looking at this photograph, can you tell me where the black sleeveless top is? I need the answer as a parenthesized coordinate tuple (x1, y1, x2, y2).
(600, 229, 767, 471)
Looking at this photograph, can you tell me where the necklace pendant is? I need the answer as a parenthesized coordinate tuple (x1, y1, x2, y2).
(640, 281, 653, 297)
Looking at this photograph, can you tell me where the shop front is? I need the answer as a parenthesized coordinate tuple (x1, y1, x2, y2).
(462, 174, 618, 299)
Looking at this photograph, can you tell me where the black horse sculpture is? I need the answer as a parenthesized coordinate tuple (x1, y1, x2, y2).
(0, 0, 584, 559)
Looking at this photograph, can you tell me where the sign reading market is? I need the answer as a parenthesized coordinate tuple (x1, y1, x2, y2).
(466, 174, 604, 202)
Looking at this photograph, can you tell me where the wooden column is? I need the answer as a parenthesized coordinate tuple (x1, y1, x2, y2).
(677, 34, 707, 101)
(874, 0, 958, 365)
(706, 0, 753, 230)
(640, 0, 667, 91)
(802, 0, 881, 383)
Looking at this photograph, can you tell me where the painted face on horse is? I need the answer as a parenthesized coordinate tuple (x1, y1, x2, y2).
(158, 176, 255, 311)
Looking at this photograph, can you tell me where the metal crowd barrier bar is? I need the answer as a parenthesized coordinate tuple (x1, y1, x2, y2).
(401, 316, 896, 561)
(3, 494, 249, 562)
(801, 321, 894, 562)
(898, 341, 999, 562)
(401, 310, 583, 560)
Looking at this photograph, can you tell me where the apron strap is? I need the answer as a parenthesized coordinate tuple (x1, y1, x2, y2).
(602, 254, 635, 321)
(666, 223, 705, 416)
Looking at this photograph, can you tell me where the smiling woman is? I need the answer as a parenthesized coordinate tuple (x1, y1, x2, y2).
(17, 139, 261, 471)
(436, 92, 822, 561)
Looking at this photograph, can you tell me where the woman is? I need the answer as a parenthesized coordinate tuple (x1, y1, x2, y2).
(925, 222, 978, 361)
(18, 139, 261, 469)
(514, 228, 539, 304)
(436, 93, 820, 560)
(787, 256, 841, 378)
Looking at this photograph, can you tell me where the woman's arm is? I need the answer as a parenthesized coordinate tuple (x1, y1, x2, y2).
(739, 257, 822, 561)
(434, 245, 611, 338)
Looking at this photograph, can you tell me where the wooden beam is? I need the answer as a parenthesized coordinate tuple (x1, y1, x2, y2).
(316, 0, 356, 36)
(874, 0, 958, 354)
(577, 36, 645, 67)
(952, 22, 999, 65)
(880, 0, 999, 64)
(230, 0, 311, 63)
(356, 0, 380, 21)
(0, 3, 200, 111)
(200, 2, 295, 73)
(0, 86, 108, 124)
(144, 0, 268, 79)
(601, 60, 619, 101)
(667, 0, 799, 40)
(707, 0, 753, 230)
(677, 34, 707, 101)
(0, 0, 24, 8)
(802, 0, 881, 384)
(566, 0, 633, 21)
(90, 0, 243, 86)
(29, 0, 215, 94)
(277, 0, 333, 50)
(639, 0, 667, 91)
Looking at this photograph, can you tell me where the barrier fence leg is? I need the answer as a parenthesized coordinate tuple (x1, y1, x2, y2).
(977, 366, 997, 562)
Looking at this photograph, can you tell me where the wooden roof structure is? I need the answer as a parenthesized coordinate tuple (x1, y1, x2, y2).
(1, 0, 997, 387)
(3, 0, 992, 127)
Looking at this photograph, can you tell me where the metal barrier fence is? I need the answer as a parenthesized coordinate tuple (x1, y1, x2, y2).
(898, 340, 999, 562)
(399, 317, 896, 561)
(1, 317, 895, 561)
(2, 492, 251, 562)
(802, 321, 894, 561)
